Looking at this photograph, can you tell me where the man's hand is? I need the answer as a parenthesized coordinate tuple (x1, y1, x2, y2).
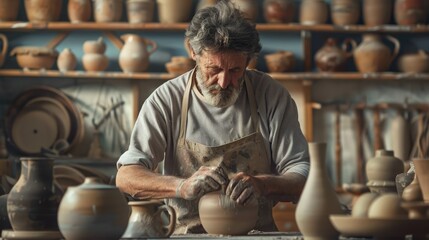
(177, 166, 228, 200)
(225, 172, 264, 205)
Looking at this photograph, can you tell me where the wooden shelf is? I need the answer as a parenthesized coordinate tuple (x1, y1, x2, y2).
(1, 22, 429, 33)
(1, 69, 428, 81)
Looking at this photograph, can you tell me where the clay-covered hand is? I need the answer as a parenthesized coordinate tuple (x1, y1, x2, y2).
(176, 166, 228, 200)
(225, 172, 264, 205)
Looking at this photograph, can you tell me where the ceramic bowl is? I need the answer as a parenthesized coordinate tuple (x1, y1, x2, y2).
(10, 46, 58, 70)
(165, 56, 195, 75)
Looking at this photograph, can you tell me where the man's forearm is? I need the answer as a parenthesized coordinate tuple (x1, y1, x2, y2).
(256, 172, 306, 203)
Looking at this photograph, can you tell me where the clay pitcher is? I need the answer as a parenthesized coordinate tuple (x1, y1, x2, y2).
(314, 37, 356, 72)
(300, 0, 328, 25)
(7, 157, 60, 231)
(295, 142, 343, 240)
(353, 34, 400, 73)
(331, 0, 360, 26)
(118, 34, 157, 73)
(24, 0, 63, 23)
(122, 201, 176, 238)
(68, 0, 92, 23)
(0, 34, 7, 68)
(363, 0, 392, 26)
(263, 0, 295, 24)
(0, 0, 20, 21)
(395, 0, 426, 25)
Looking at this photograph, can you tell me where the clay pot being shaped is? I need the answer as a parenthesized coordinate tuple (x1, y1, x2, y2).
(295, 142, 343, 240)
(57, 177, 130, 240)
(68, 0, 92, 23)
(363, 0, 392, 26)
(122, 201, 176, 238)
(230, 0, 258, 22)
(0, 0, 20, 21)
(366, 150, 404, 193)
(118, 34, 157, 73)
(300, 0, 328, 25)
(353, 34, 400, 73)
(156, 0, 192, 23)
(10, 46, 58, 70)
(57, 48, 77, 72)
(331, 0, 360, 26)
(126, 0, 155, 23)
(263, 0, 295, 23)
(315, 38, 356, 72)
(395, 0, 426, 26)
(93, 0, 123, 22)
(0, 34, 7, 68)
(398, 50, 429, 73)
(7, 157, 60, 231)
(82, 37, 109, 72)
(264, 50, 295, 73)
(24, 0, 63, 23)
(199, 191, 258, 235)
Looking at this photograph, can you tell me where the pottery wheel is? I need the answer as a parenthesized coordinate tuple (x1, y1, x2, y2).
(11, 107, 58, 154)
(1, 230, 63, 240)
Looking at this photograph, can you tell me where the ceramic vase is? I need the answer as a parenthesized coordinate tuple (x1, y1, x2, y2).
(24, 0, 63, 23)
(7, 157, 60, 231)
(330, 0, 360, 26)
(363, 0, 392, 26)
(395, 0, 426, 25)
(156, 0, 192, 23)
(126, 0, 155, 23)
(299, 0, 328, 25)
(68, 0, 92, 23)
(0, 0, 20, 21)
(314, 38, 356, 72)
(398, 50, 429, 73)
(118, 34, 157, 73)
(57, 177, 129, 240)
(230, 0, 258, 22)
(93, 0, 123, 22)
(199, 191, 258, 235)
(57, 48, 77, 72)
(295, 142, 343, 240)
(366, 150, 404, 193)
(122, 201, 176, 238)
(263, 0, 295, 23)
(353, 34, 400, 73)
(82, 37, 109, 72)
(390, 112, 411, 163)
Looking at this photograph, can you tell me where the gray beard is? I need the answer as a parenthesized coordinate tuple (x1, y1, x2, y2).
(195, 68, 243, 108)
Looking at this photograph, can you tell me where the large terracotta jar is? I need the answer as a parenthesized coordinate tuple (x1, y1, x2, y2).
(263, 0, 295, 24)
(331, 0, 360, 26)
(118, 34, 157, 73)
(295, 142, 343, 240)
(68, 0, 92, 23)
(353, 34, 400, 73)
(366, 150, 404, 193)
(93, 0, 123, 22)
(363, 0, 392, 26)
(395, 0, 426, 25)
(314, 37, 356, 72)
(57, 177, 130, 240)
(299, 0, 328, 25)
(7, 157, 60, 231)
(24, 0, 62, 23)
(230, 0, 258, 22)
(156, 0, 192, 23)
(0, 0, 20, 21)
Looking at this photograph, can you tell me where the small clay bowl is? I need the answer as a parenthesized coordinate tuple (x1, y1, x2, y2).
(10, 46, 58, 70)
(165, 57, 195, 75)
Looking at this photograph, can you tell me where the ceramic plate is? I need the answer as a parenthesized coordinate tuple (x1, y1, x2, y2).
(330, 215, 429, 237)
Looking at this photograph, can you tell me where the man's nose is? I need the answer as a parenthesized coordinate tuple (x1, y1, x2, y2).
(217, 72, 230, 89)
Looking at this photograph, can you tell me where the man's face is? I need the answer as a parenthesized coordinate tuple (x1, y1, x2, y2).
(194, 50, 248, 107)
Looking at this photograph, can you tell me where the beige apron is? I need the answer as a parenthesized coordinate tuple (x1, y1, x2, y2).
(166, 69, 277, 234)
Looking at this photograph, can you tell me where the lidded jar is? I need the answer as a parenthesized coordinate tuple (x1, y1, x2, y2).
(57, 177, 130, 240)
(366, 150, 404, 193)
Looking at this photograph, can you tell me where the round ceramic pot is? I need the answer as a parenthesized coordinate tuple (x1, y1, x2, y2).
(398, 50, 429, 73)
(57, 177, 130, 240)
(57, 48, 77, 72)
(82, 53, 109, 72)
(126, 0, 155, 23)
(68, 0, 92, 23)
(10, 46, 58, 70)
(395, 0, 426, 25)
(93, 0, 123, 22)
(264, 50, 295, 73)
(331, 0, 360, 26)
(24, 0, 62, 22)
(300, 0, 328, 25)
(263, 0, 295, 23)
(362, 0, 392, 26)
(0, 0, 20, 21)
(83, 37, 106, 54)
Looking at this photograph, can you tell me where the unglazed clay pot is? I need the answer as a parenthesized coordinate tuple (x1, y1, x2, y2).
(126, 0, 155, 23)
(199, 191, 258, 235)
(10, 46, 58, 70)
(331, 0, 360, 26)
(366, 150, 404, 193)
(0, 0, 20, 21)
(93, 0, 123, 22)
(264, 50, 295, 73)
(122, 201, 176, 238)
(295, 142, 343, 240)
(57, 48, 77, 72)
(314, 38, 356, 72)
(398, 50, 429, 73)
(299, 0, 328, 25)
(263, 0, 294, 23)
(230, 0, 258, 22)
(395, 0, 426, 26)
(118, 34, 157, 73)
(353, 34, 400, 73)
(156, 0, 192, 23)
(24, 0, 62, 22)
(82, 37, 109, 72)
(363, 0, 392, 26)
(68, 0, 92, 23)
(7, 157, 60, 231)
(57, 177, 130, 240)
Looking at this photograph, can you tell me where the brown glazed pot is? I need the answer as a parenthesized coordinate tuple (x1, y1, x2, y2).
(314, 37, 356, 72)
(7, 157, 60, 231)
(199, 191, 258, 235)
(25, 0, 62, 23)
(57, 177, 130, 240)
(263, 0, 295, 23)
(0, 0, 20, 21)
(395, 0, 426, 25)
(68, 0, 92, 23)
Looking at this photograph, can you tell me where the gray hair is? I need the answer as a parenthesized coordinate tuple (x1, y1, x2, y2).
(185, 0, 261, 59)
